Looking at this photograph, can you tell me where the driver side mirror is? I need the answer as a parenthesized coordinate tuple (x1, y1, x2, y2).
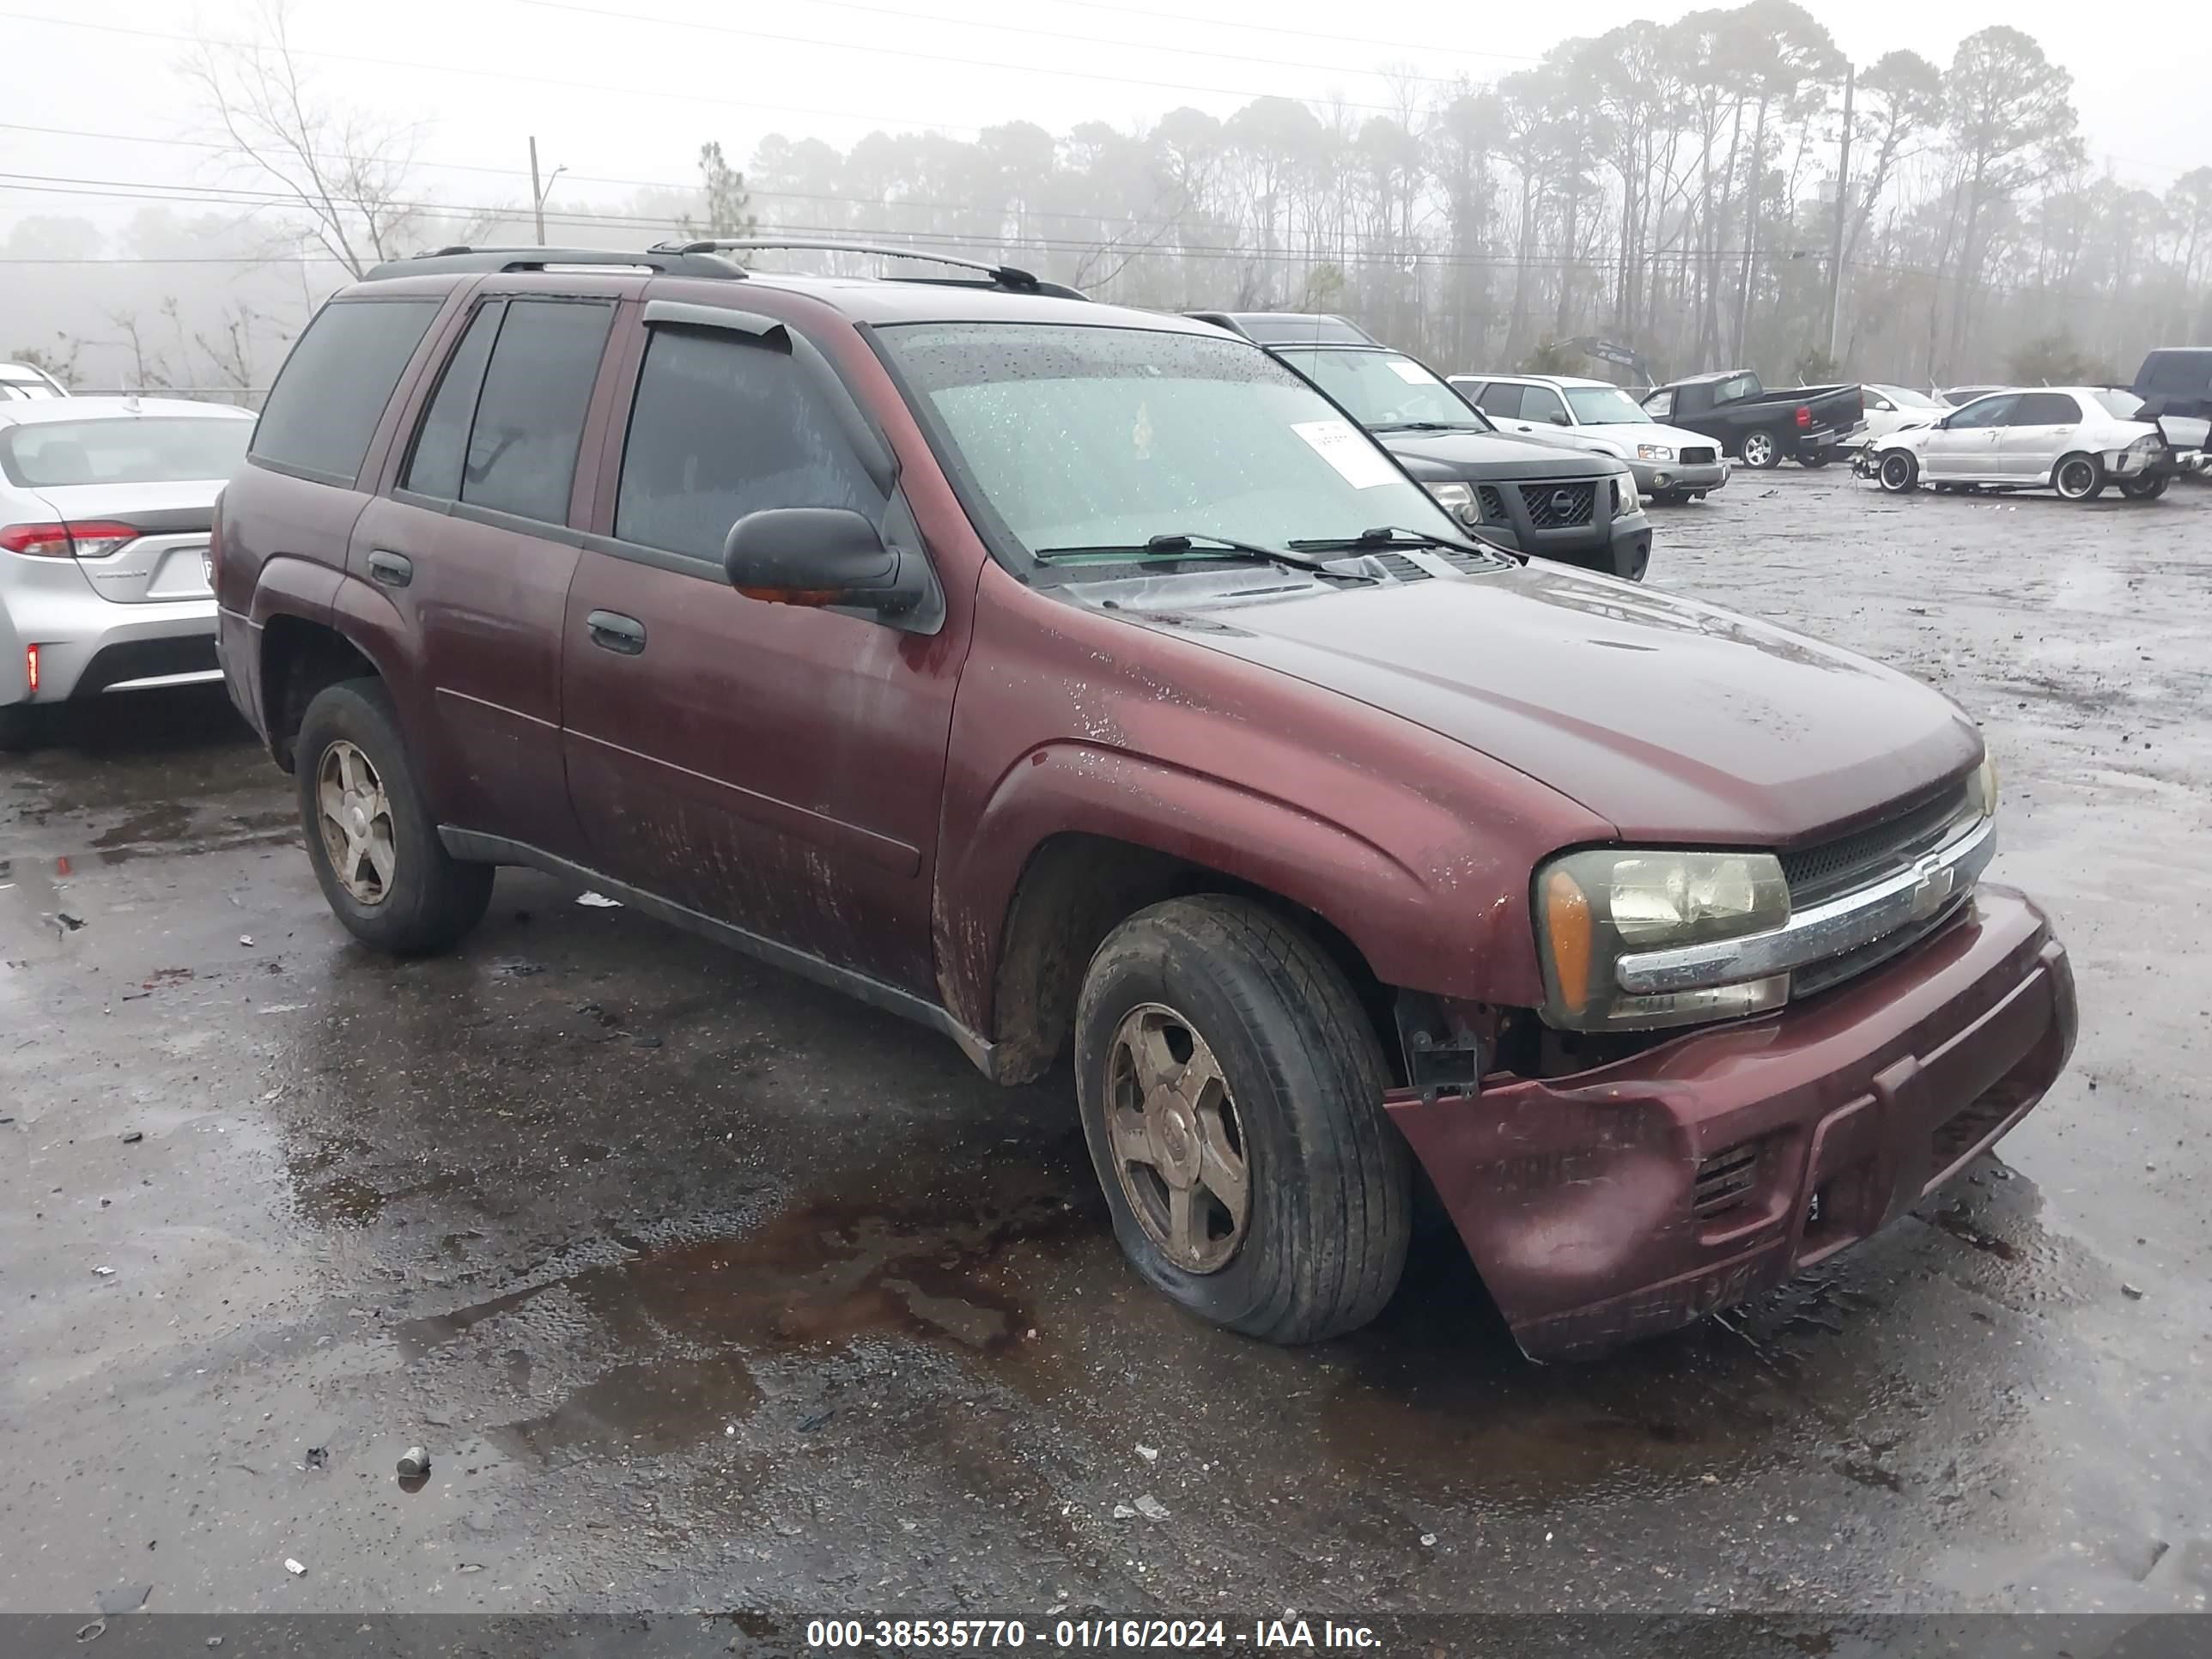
(722, 507, 928, 619)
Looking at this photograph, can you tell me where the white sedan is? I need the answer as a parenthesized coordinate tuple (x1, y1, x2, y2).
(1856, 386, 2177, 502)
(1858, 384, 1948, 446)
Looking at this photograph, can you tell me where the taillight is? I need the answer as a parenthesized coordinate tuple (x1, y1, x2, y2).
(0, 520, 138, 558)
(1795, 404, 1813, 428)
(24, 643, 38, 694)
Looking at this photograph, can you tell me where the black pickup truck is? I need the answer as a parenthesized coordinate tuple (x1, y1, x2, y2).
(1641, 371, 1865, 470)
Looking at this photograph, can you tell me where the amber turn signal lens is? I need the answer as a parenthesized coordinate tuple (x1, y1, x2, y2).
(1542, 867, 1593, 1016)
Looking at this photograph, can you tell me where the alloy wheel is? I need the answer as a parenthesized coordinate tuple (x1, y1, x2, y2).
(1744, 433, 1775, 468)
(315, 739, 398, 905)
(1103, 1002, 1252, 1273)
(2056, 459, 2098, 500)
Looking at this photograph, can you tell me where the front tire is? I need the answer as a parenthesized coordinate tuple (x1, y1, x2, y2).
(2119, 472, 2169, 501)
(1650, 488, 1692, 507)
(1074, 896, 1411, 1344)
(295, 678, 494, 954)
(1877, 451, 1918, 493)
(1741, 428, 1781, 469)
(2054, 453, 2105, 501)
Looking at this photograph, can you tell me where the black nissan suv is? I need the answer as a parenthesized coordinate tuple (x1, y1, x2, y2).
(1188, 313, 1651, 582)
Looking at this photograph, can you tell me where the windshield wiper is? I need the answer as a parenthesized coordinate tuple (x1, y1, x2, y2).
(1288, 525, 1508, 560)
(1033, 532, 1369, 580)
(1373, 420, 1484, 433)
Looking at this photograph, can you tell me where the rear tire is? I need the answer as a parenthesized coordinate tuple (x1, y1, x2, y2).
(2118, 472, 2169, 501)
(1798, 449, 1831, 470)
(295, 678, 494, 955)
(2054, 453, 2105, 501)
(1877, 451, 1918, 493)
(1741, 428, 1781, 469)
(1073, 896, 1412, 1344)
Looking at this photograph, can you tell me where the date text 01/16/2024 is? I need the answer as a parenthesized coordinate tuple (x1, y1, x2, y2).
(802, 1619, 1381, 1650)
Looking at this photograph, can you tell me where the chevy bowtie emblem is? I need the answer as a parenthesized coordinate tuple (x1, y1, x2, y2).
(1907, 854, 1955, 921)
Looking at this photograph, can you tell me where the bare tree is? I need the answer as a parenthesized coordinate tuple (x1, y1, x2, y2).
(182, 0, 435, 275)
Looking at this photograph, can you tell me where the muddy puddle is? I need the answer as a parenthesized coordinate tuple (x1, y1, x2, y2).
(393, 1177, 1097, 1462)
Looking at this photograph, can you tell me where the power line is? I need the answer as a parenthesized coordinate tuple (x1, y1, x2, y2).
(509, 0, 1512, 91)
(0, 11, 979, 136)
(0, 176, 2044, 289)
(1039, 0, 1542, 62)
(501, 0, 1448, 115)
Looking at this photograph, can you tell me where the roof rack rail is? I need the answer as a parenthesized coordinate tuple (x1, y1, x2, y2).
(653, 238, 1087, 301)
(363, 246, 746, 281)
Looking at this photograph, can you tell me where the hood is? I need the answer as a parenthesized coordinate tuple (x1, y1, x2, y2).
(1125, 562, 1979, 846)
(1378, 427, 1628, 483)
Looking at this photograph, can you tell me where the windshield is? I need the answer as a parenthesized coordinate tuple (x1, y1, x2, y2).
(878, 323, 1466, 560)
(1562, 386, 1653, 425)
(2093, 388, 2146, 420)
(0, 416, 251, 488)
(1267, 346, 1485, 432)
(1875, 385, 1941, 409)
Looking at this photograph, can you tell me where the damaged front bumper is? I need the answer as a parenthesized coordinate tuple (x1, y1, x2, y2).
(1385, 885, 2075, 1362)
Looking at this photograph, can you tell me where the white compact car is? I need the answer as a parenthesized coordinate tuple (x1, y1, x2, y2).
(1856, 386, 2178, 502)
(1450, 374, 1729, 503)
(1858, 384, 1948, 446)
(1, 397, 255, 749)
(0, 362, 68, 401)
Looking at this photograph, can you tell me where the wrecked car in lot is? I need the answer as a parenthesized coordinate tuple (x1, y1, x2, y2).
(215, 242, 2076, 1361)
(1858, 386, 2184, 501)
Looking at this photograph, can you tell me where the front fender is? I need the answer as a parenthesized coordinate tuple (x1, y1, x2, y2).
(931, 568, 1611, 1040)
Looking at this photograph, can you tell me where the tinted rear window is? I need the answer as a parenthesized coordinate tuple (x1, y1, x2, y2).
(251, 298, 440, 483)
(0, 416, 251, 488)
(2012, 392, 2081, 423)
(401, 301, 504, 501)
(460, 300, 612, 524)
(2142, 352, 2212, 395)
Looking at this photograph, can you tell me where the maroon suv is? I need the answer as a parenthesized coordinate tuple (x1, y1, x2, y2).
(216, 242, 2075, 1360)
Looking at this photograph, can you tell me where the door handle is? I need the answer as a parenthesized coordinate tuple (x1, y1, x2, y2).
(368, 550, 413, 588)
(586, 611, 647, 655)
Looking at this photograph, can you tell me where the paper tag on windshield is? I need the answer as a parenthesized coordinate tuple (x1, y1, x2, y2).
(1291, 419, 1400, 489)
(1387, 359, 1438, 385)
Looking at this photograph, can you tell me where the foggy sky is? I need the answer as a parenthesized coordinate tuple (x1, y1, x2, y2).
(3, 0, 2202, 249)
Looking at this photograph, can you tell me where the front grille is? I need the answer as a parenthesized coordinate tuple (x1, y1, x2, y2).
(1477, 484, 1508, 523)
(1519, 480, 1595, 528)
(1792, 895, 1968, 999)
(1692, 1142, 1762, 1217)
(1681, 446, 1717, 465)
(1782, 778, 1974, 908)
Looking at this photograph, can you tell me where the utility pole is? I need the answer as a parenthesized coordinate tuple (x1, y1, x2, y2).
(529, 136, 546, 246)
(1825, 61, 1855, 365)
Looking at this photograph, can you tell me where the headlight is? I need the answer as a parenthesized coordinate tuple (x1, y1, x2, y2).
(1612, 473, 1638, 514)
(1635, 443, 1674, 462)
(1966, 753, 1998, 819)
(1425, 481, 1480, 527)
(1534, 848, 1792, 1030)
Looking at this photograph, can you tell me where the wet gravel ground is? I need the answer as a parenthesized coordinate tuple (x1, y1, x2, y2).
(2, 471, 2209, 1629)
